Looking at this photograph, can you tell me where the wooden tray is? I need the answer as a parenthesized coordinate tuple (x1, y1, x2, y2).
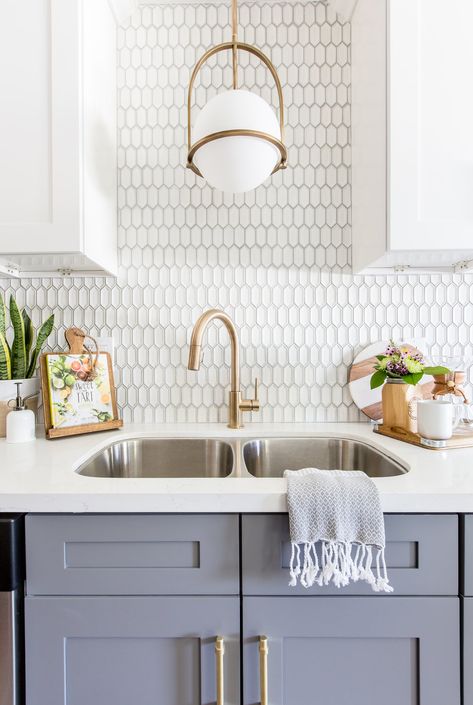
(374, 424, 473, 450)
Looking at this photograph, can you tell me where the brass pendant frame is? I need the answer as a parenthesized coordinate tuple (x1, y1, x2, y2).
(186, 40, 288, 179)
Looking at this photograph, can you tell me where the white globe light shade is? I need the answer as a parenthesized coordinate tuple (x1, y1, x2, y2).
(193, 89, 281, 193)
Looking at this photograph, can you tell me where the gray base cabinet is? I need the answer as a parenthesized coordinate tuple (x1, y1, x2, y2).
(26, 595, 240, 705)
(464, 598, 473, 704)
(24, 513, 462, 705)
(463, 517, 473, 704)
(25, 514, 239, 595)
(242, 514, 458, 596)
(243, 596, 460, 705)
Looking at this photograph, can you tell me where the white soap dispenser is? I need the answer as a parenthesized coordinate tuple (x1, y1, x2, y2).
(6, 382, 36, 443)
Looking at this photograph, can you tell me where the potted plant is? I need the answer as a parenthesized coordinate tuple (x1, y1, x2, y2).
(370, 341, 449, 432)
(0, 292, 54, 435)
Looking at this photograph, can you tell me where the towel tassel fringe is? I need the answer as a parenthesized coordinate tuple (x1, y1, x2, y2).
(289, 540, 393, 593)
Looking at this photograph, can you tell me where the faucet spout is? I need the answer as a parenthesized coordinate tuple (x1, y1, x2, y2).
(187, 308, 259, 428)
(187, 309, 240, 392)
(187, 344, 202, 371)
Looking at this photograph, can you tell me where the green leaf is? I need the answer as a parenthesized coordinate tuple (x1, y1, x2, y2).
(22, 309, 34, 367)
(423, 366, 451, 376)
(0, 330, 11, 380)
(403, 372, 424, 386)
(0, 291, 6, 338)
(375, 355, 386, 361)
(27, 313, 54, 378)
(10, 296, 26, 379)
(370, 370, 387, 389)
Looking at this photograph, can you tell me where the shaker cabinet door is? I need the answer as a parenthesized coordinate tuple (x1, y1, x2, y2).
(0, 0, 117, 275)
(352, 0, 473, 271)
(243, 596, 460, 705)
(464, 598, 473, 704)
(26, 596, 240, 705)
(388, 0, 473, 252)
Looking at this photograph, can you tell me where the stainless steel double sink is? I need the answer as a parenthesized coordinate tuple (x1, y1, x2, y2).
(77, 437, 407, 479)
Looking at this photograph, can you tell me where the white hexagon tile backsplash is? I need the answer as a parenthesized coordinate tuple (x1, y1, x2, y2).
(3, 3, 473, 423)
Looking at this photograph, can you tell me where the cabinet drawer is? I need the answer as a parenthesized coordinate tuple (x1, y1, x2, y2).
(242, 514, 458, 596)
(463, 515, 473, 595)
(26, 514, 239, 595)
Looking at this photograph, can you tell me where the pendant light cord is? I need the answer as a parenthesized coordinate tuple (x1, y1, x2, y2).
(232, 0, 238, 89)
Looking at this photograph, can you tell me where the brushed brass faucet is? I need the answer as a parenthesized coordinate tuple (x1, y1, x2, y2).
(187, 309, 259, 428)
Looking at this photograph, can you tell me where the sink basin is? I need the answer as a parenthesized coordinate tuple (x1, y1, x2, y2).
(77, 438, 234, 478)
(243, 437, 407, 478)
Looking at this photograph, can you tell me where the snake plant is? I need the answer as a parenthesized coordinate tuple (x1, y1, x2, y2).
(0, 293, 54, 380)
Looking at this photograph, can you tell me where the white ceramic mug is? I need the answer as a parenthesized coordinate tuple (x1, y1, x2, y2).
(417, 400, 461, 440)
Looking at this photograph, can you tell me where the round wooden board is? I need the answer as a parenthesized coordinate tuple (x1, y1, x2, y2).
(348, 340, 435, 421)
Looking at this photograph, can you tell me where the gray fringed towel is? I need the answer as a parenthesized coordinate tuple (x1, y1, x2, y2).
(284, 468, 393, 593)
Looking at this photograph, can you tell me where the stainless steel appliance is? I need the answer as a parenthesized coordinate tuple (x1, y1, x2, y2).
(0, 515, 24, 705)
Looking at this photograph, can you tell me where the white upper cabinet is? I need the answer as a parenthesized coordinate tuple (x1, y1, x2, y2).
(0, 0, 117, 277)
(352, 0, 473, 273)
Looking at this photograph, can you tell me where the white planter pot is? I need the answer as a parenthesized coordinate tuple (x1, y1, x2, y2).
(0, 377, 40, 401)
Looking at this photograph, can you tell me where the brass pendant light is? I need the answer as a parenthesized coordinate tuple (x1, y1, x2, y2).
(186, 0, 287, 193)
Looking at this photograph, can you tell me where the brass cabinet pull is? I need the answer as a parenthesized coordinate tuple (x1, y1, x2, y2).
(259, 636, 268, 705)
(215, 636, 225, 705)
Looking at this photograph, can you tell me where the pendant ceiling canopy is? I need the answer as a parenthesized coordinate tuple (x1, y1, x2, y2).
(186, 0, 287, 194)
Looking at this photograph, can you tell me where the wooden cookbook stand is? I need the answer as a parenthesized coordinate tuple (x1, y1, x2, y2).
(40, 327, 123, 439)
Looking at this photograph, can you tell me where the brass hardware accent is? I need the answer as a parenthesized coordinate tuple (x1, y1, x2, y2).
(259, 636, 268, 705)
(186, 0, 287, 180)
(187, 128, 287, 179)
(187, 309, 260, 429)
(231, 0, 238, 89)
(215, 636, 225, 705)
(239, 378, 259, 412)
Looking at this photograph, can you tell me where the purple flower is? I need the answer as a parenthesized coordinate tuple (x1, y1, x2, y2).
(384, 341, 401, 357)
(411, 351, 425, 363)
(386, 360, 409, 376)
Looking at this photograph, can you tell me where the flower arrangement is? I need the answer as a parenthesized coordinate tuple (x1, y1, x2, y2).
(370, 341, 449, 389)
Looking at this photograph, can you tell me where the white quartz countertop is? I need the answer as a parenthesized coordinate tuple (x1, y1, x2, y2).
(0, 422, 473, 513)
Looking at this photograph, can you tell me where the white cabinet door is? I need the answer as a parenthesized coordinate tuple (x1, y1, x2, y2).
(0, 0, 79, 246)
(389, 0, 473, 252)
(352, 0, 473, 272)
(0, 0, 117, 276)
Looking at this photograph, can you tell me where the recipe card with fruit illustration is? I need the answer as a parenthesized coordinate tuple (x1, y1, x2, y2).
(46, 353, 115, 428)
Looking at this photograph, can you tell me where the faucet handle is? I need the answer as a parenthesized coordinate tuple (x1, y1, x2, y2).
(239, 377, 260, 414)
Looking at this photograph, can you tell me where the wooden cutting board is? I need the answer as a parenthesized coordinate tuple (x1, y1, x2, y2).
(348, 340, 435, 421)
